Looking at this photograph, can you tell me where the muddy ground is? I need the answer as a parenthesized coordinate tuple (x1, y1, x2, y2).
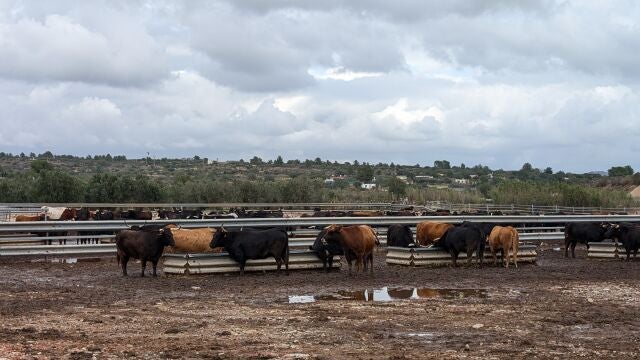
(0, 243, 639, 359)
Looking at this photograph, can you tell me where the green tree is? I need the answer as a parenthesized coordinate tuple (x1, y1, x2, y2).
(30, 160, 54, 174)
(386, 177, 407, 199)
(274, 155, 284, 165)
(608, 165, 634, 177)
(355, 164, 374, 182)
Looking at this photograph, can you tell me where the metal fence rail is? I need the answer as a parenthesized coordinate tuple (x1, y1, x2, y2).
(0, 244, 116, 257)
(2, 202, 640, 214)
(2, 214, 640, 233)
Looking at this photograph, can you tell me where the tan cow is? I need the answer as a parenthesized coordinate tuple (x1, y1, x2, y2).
(416, 221, 454, 246)
(324, 224, 378, 275)
(164, 226, 222, 253)
(488, 226, 519, 268)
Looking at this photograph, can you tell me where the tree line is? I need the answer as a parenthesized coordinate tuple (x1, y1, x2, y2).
(0, 160, 636, 207)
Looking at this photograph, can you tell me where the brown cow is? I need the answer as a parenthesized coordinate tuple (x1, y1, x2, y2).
(163, 226, 223, 253)
(324, 225, 377, 275)
(488, 226, 519, 268)
(416, 221, 454, 246)
(349, 210, 384, 217)
(15, 214, 45, 222)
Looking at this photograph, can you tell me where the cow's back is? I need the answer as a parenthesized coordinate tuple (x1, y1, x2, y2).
(340, 226, 376, 255)
(417, 221, 453, 246)
(167, 228, 216, 253)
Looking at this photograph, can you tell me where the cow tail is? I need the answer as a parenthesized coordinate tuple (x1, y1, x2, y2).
(477, 229, 485, 265)
(512, 227, 519, 257)
(373, 229, 381, 246)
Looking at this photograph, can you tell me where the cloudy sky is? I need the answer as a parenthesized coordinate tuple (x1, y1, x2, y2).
(1, 1, 638, 172)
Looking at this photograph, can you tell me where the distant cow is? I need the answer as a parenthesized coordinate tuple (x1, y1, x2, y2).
(323, 225, 378, 275)
(387, 224, 414, 247)
(115, 226, 175, 277)
(15, 214, 45, 222)
(604, 223, 640, 261)
(416, 221, 454, 246)
(564, 222, 609, 258)
(437, 226, 485, 267)
(309, 229, 344, 272)
(488, 226, 519, 268)
(209, 227, 289, 275)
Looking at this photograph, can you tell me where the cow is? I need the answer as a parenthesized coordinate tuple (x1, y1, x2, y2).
(488, 226, 519, 268)
(323, 225, 377, 275)
(564, 222, 609, 258)
(209, 227, 289, 275)
(348, 210, 384, 217)
(309, 229, 344, 272)
(416, 221, 454, 246)
(436, 226, 485, 268)
(15, 214, 45, 222)
(604, 223, 640, 261)
(115, 226, 175, 277)
(40, 207, 77, 245)
(163, 226, 222, 253)
(386, 224, 415, 247)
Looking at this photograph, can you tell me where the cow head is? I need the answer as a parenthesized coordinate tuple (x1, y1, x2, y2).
(159, 227, 175, 247)
(603, 223, 620, 240)
(323, 224, 343, 244)
(210, 226, 230, 249)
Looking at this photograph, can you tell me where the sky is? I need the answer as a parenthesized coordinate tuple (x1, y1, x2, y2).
(1, 0, 639, 172)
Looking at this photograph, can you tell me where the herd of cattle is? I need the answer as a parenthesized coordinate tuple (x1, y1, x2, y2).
(112, 220, 640, 278)
(8, 207, 640, 277)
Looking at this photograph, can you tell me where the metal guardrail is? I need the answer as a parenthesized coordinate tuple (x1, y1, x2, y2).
(2, 215, 640, 233)
(2, 201, 639, 212)
(386, 244, 538, 267)
(0, 202, 406, 209)
(163, 251, 341, 275)
(0, 244, 116, 257)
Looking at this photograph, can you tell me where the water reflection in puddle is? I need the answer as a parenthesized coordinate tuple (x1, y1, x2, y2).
(288, 287, 487, 303)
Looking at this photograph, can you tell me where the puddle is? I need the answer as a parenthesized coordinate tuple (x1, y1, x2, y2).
(288, 287, 487, 303)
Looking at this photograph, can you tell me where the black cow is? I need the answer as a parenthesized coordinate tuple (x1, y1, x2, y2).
(387, 224, 415, 247)
(436, 226, 485, 267)
(461, 222, 496, 240)
(210, 228, 289, 275)
(564, 222, 608, 258)
(309, 229, 344, 272)
(115, 226, 175, 277)
(604, 223, 640, 261)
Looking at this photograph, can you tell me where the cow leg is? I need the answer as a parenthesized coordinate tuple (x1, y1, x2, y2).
(362, 255, 367, 272)
(275, 256, 283, 275)
(140, 260, 147, 277)
(571, 242, 577, 258)
(121, 255, 129, 276)
(626, 250, 631, 262)
(466, 247, 474, 267)
(369, 252, 374, 274)
(152, 260, 159, 277)
(491, 247, 497, 266)
(345, 252, 353, 275)
(239, 259, 246, 276)
(451, 251, 458, 267)
(504, 246, 510, 269)
(564, 238, 571, 258)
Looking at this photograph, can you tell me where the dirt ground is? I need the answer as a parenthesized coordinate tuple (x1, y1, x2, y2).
(1, 242, 639, 359)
